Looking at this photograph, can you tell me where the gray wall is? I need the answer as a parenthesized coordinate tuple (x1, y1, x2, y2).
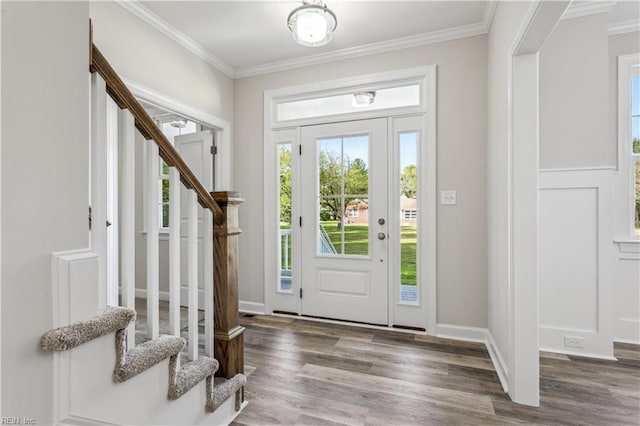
(90, 2, 235, 297)
(235, 35, 490, 328)
(1, 2, 90, 420)
(540, 14, 610, 169)
(486, 0, 533, 367)
(90, 1, 234, 125)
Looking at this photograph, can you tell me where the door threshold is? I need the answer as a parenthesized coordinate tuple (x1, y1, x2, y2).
(271, 311, 427, 335)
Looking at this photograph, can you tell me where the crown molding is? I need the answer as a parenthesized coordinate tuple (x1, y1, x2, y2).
(561, 0, 616, 21)
(608, 19, 640, 36)
(235, 21, 488, 78)
(483, 1, 498, 33)
(115, 0, 235, 78)
(117, 0, 496, 80)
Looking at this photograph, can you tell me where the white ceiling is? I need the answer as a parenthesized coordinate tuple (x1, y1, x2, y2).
(124, 1, 639, 78)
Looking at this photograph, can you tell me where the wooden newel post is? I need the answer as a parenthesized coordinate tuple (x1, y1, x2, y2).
(211, 191, 245, 379)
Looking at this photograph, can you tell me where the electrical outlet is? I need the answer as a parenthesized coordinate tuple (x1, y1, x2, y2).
(564, 336, 584, 349)
(440, 190, 457, 206)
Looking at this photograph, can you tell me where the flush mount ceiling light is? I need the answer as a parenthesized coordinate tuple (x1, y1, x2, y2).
(169, 119, 187, 129)
(352, 91, 376, 106)
(287, 0, 337, 47)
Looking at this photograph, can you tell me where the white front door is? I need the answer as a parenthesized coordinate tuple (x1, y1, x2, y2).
(176, 130, 214, 309)
(300, 118, 389, 325)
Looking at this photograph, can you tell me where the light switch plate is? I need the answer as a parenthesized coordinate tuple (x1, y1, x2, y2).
(440, 190, 457, 205)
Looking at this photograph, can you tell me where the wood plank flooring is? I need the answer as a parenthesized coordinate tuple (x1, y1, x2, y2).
(232, 314, 640, 426)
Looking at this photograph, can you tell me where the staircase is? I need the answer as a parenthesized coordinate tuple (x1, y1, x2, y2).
(39, 32, 246, 425)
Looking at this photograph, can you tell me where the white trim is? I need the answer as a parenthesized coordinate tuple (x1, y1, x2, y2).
(505, 0, 569, 407)
(114, 0, 234, 78)
(236, 22, 488, 78)
(56, 415, 122, 426)
(483, 1, 498, 33)
(134, 287, 206, 310)
(615, 338, 640, 345)
(239, 301, 266, 315)
(0, 5, 3, 413)
(435, 324, 487, 343)
(115, 0, 498, 79)
(538, 347, 617, 361)
(51, 249, 100, 423)
(615, 54, 640, 239)
(263, 66, 436, 334)
(122, 77, 232, 191)
(539, 166, 617, 173)
(608, 20, 640, 36)
(561, 1, 616, 21)
(267, 66, 431, 129)
(486, 331, 509, 393)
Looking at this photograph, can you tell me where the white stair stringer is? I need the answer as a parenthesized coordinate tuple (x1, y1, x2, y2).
(41, 307, 247, 423)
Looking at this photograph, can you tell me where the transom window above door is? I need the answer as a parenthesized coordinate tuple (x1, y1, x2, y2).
(277, 84, 420, 122)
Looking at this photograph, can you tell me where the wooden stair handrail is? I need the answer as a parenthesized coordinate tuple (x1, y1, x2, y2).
(90, 44, 224, 223)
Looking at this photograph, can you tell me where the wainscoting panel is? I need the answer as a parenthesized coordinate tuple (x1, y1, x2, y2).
(538, 170, 615, 358)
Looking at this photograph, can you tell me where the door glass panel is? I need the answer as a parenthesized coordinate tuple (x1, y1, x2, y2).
(318, 135, 369, 256)
(399, 132, 418, 304)
(278, 144, 293, 292)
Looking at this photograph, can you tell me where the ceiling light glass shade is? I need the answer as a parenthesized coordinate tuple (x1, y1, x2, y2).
(352, 92, 376, 106)
(287, 1, 337, 47)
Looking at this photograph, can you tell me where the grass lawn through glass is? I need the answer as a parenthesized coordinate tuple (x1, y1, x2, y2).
(320, 221, 417, 286)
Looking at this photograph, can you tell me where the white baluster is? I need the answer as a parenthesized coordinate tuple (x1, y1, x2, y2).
(90, 73, 107, 309)
(146, 142, 160, 340)
(203, 208, 214, 357)
(187, 191, 199, 360)
(169, 168, 181, 338)
(119, 109, 136, 349)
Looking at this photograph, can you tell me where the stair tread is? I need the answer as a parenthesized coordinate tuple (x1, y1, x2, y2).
(168, 356, 219, 400)
(206, 374, 247, 413)
(113, 335, 185, 383)
(41, 307, 136, 352)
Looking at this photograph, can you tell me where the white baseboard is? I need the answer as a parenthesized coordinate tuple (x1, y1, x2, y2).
(436, 324, 509, 393)
(615, 319, 640, 344)
(57, 415, 121, 425)
(239, 301, 266, 315)
(134, 288, 205, 310)
(486, 330, 509, 393)
(435, 324, 488, 343)
(539, 346, 617, 361)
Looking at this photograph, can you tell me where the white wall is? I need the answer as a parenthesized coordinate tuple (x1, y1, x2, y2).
(540, 14, 610, 169)
(610, 31, 640, 344)
(486, 0, 533, 377)
(235, 35, 489, 328)
(539, 170, 615, 357)
(1, 2, 90, 421)
(538, 16, 639, 353)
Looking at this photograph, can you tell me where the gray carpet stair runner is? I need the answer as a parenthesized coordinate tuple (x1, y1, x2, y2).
(40, 307, 245, 414)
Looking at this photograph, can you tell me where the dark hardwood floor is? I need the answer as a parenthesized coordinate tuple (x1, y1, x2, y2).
(232, 314, 640, 426)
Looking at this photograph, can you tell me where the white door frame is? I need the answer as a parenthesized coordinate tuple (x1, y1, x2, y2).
(123, 78, 232, 191)
(263, 66, 437, 334)
(507, 0, 570, 406)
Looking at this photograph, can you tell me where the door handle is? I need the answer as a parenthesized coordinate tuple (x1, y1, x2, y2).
(377, 232, 386, 240)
